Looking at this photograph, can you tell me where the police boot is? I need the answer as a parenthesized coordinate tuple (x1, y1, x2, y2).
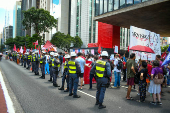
(48, 78, 52, 82)
(95, 100, 99, 105)
(98, 104, 106, 109)
(58, 87, 64, 90)
(64, 88, 69, 92)
(73, 95, 81, 98)
(53, 84, 60, 87)
(69, 93, 73, 96)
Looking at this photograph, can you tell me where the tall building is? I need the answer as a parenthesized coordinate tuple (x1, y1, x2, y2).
(93, 0, 170, 51)
(21, 0, 27, 36)
(39, 0, 51, 41)
(0, 33, 2, 46)
(5, 26, 13, 40)
(69, 0, 98, 47)
(13, 1, 22, 38)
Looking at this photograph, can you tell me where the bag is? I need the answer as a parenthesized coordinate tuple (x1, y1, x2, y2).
(154, 72, 164, 84)
(117, 60, 123, 70)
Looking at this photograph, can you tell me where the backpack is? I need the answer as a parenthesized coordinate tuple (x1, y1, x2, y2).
(154, 69, 164, 84)
(117, 60, 123, 70)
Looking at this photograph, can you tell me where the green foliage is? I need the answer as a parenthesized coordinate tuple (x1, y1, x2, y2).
(22, 7, 57, 35)
(0, 44, 5, 52)
(73, 36, 83, 48)
(5, 34, 42, 49)
(51, 32, 83, 51)
(161, 45, 169, 52)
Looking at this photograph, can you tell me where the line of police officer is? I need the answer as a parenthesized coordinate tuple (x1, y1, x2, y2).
(9, 50, 111, 109)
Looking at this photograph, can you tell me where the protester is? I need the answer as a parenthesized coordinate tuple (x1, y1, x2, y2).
(126, 53, 136, 100)
(148, 60, 163, 105)
(76, 52, 85, 90)
(138, 61, 148, 102)
(89, 56, 98, 89)
(123, 59, 127, 82)
(147, 61, 152, 90)
(112, 54, 122, 88)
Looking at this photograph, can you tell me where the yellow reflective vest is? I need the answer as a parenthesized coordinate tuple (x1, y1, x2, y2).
(68, 61, 76, 74)
(95, 60, 106, 77)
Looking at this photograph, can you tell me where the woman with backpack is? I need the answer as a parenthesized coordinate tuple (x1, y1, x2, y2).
(148, 60, 163, 105)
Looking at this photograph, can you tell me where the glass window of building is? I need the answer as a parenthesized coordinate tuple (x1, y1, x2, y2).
(120, 0, 126, 9)
(100, 0, 103, 14)
(108, 0, 113, 12)
(95, 0, 99, 16)
(104, 0, 108, 13)
(126, 0, 133, 7)
(114, 0, 119, 10)
(134, 0, 141, 4)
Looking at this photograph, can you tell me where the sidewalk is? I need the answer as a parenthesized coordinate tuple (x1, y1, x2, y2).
(0, 83, 7, 113)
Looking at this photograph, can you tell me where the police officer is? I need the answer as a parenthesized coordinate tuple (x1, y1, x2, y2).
(58, 54, 70, 92)
(39, 51, 46, 79)
(48, 53, 60, 87)
(32, 52, 36, 72)
(20, 53, 23, 66)
(48, 52, 54, 82)
(27, 52, 32, 69)
(66, 52, 81, 98)
(34, 51, 39, 75)
(90, 51, 111, 109)
(23, 52, 27, 68)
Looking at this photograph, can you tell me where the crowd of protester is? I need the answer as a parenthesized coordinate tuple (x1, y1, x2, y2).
(4, 50, 170, 108)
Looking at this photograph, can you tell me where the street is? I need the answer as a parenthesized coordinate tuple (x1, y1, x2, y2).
(0, 58, 170, 113)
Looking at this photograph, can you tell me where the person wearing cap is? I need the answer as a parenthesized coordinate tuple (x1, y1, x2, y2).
(34, 51, 39, 75)
(20, 53, 23, 66)
(32, 52, 36, 72)
(58, 52, 63, 76)
(39, 51, 46, 79)
(48, 53, 60, 87)
(90, 51, 111, 109)
(23, 53, 27, 68)
(48, 52, 54, 82)
(66, 52, 81, 98)
(58, 54, 70, 92)
(27, 52, 32, 69)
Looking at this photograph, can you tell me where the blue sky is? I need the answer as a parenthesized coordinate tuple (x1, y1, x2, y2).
(0, 0, 17, 33)
(53, 0, 59, 5)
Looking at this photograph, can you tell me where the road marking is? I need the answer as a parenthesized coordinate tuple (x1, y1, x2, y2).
(0, 71, 15, 113)
(78, 90, 96, 99)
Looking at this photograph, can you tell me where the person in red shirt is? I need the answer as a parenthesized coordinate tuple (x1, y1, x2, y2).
(146, 61, 152, 88)
(123, 60, 126, 81)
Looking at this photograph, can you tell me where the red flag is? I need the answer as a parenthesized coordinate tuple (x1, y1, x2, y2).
(13, 44, 16, 51)
(33, 40, 38, 45)
(128, 46, 129, 52)
(23, 46, 26, 54)
(161, 51, 167, 59)
(98, 44, 101, 54)
(17, 48, 20, 52)
(31, 48, 32, 52)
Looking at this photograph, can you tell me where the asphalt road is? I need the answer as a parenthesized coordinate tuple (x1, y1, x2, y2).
(0, 58, 170, 113)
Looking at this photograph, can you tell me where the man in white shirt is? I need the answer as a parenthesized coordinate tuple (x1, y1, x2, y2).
(112, 54, 121, 88)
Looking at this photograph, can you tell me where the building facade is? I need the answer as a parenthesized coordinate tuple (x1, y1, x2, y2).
(70, 0, 98, 47)
(5, 26, 13, 40)
(13, 1, 22, 38)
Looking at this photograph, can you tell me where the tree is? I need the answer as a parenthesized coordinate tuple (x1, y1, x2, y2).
(0, 44, 5, 52)
(22, 7, 57, 35)
(73, 36, 83, 48)
(51, 32, 83, 52)
(5, 38, 14, 49)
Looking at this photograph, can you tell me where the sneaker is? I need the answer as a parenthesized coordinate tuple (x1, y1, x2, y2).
(79, 87, 83, 90)
(111, 86, 117, 88)
(150, 102, 156, 105)
(157, 102, 162, 105)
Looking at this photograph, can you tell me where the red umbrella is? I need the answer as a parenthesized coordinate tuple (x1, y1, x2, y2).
(129, 45, 155, 53)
